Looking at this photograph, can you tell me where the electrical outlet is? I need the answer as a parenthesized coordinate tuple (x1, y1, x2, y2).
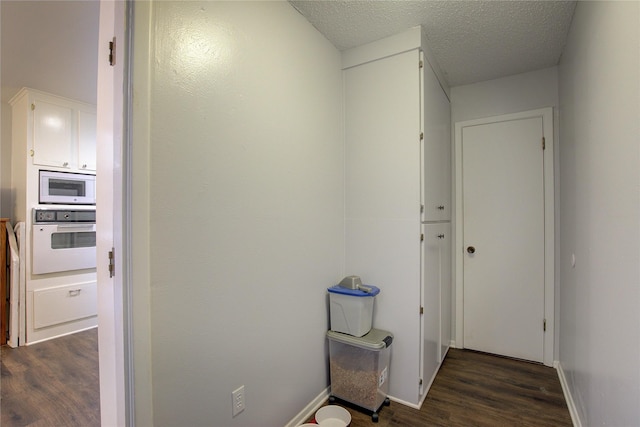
(232, 385, 245, 417)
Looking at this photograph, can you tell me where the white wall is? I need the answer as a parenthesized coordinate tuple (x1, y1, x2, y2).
(558, 2, 640, 425)
(131, 2, 344, 426)
(450, 67, 560, 357)
(0, 1, 98, 218)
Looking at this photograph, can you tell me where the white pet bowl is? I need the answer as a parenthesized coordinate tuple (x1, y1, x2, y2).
(315, 405, 351, 427)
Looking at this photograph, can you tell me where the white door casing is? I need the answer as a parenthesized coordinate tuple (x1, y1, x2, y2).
(96, 1, 127, 425)
(454, 108, 554, 366)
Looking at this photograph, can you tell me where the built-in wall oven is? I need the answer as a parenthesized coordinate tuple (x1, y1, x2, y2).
(32, 208, 96, 275)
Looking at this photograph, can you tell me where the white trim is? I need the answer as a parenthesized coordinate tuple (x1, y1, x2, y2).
(388, 395, 421, 410)
(284, 387, 331, 427)
(556, 362, 582, 427)
(454, 107, 555, 366)
(341, 26, 421, 70)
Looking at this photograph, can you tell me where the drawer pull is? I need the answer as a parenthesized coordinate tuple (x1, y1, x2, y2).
(68, 289, 82, 297)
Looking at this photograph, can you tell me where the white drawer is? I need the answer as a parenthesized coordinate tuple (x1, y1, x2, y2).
(33, 281, 97, 329)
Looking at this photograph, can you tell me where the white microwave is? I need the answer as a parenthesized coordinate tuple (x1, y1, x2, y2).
(39, 170, 96, 205)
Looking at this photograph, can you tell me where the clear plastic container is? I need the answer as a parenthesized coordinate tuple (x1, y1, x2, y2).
(327, 328, 392, 412)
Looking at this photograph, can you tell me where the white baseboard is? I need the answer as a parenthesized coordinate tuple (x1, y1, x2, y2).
(284, 386, 330, 427)
(388, 395, 420, 410)
(556, 361, 582, 427)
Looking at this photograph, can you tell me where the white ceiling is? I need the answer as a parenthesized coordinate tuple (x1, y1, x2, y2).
(289, 0, 577, 86)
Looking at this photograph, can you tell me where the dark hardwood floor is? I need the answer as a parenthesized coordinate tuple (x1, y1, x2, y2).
(1, 332, 573, 427)
(314, 348, 573, 426)
(1, 328, 100, 427)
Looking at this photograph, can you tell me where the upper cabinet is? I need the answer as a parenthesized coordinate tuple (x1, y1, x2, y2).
(422, 61, 451, 222)
(11, 88, 97, 173)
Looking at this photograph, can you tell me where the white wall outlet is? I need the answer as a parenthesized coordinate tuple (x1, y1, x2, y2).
(232, 385, 245, 417)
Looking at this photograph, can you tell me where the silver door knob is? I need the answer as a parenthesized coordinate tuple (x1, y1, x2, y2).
(467, 246, 476, 254)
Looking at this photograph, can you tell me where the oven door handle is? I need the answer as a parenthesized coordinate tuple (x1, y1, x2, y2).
(55, 224, 96, 231)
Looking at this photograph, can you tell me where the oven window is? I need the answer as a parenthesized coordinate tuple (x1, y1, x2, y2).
(49, 179, 86, 197)
(51, 232, 96, 249)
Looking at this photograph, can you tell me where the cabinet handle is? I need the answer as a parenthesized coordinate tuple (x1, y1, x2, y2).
(467, 246, 476, 254)
(437, 234, 445, 239)
(82, 164, 87, 169)
(63, 161, 69, 167)
(437, 205, 445, 210)
(68, 289, 82, 297)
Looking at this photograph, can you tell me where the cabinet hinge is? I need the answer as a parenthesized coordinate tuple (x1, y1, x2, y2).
(419, 378, 423, 385)
(108, 248, 115, 278)
(543, 318, 547, 332)
(542, 137, 546, 150)
(420, 233, 424, 242)
(420, 204, 424, 214)
(420, 306, 424, 315)
(420, 132, 424, 141)
(419, 60, 424, 69)
(31, 103, 35, 111)
(109, 37, 116, 66)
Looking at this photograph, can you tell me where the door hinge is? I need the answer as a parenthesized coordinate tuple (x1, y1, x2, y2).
(108, 248, 115, 278)
(542, 137, 546, 150)
(109, 37, 116, 66)
(543, 318, 547, 332)
(420, 306, 424, 315)
(419, 60, 424, 69)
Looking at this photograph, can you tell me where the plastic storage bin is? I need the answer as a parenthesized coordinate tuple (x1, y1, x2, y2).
(327, 328, 392, 421)
(328, 284, 380, 337)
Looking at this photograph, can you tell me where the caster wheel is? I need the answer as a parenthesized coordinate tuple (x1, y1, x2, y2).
(372, 412, 379, 423)
(328, 396, 336, 403)
(384, 397, 391, 406)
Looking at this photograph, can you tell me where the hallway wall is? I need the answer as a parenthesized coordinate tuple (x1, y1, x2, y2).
(558, 2, 640, 425)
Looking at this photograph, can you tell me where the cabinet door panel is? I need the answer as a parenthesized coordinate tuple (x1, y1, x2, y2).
(439, 223, 451, 361)
(33, 100, 73, 168)
(422, 63, 451, 221)
(78, 110, 97, 171)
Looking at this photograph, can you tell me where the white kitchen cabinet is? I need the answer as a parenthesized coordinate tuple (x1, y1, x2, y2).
(77, 110, 97, 171)
(343, 29, 452, 406)
(11, 88, 96, 172)
(9, 87, 98, 345)
(422, 63, 451, 222)
(32, 99, 74, 169)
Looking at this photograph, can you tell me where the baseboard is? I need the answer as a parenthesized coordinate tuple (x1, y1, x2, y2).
(388, 395, 421, 410)
(556, 361, 582, 427)
(284, 386, 330, 427)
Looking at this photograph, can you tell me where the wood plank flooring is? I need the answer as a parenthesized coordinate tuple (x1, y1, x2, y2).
(313, 348, 573, 426)
(1, 328, 100, 427)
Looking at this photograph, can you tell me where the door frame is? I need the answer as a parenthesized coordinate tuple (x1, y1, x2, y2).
(453, 107, 555, 366)
(96, 0, 132, 425)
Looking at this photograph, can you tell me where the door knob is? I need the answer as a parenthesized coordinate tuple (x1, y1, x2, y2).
(467, 246, 476, 254)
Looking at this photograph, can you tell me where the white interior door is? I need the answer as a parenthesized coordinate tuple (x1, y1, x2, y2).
(462, 116, 545, 363)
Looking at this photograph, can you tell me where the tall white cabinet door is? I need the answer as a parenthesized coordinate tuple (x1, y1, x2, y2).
(420, 223, 441, 394)
(78, 110, 97, 171)
(344, 49, 422, 405)
(422, 61, 451, 222)
(439, 222, 451, 361)
(33, 100, 73, 168)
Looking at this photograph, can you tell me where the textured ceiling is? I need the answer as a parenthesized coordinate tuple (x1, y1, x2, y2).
(289, 1, 577, 86)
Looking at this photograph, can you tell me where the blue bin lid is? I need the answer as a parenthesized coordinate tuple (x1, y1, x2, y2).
(327, 284, 380, 297)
